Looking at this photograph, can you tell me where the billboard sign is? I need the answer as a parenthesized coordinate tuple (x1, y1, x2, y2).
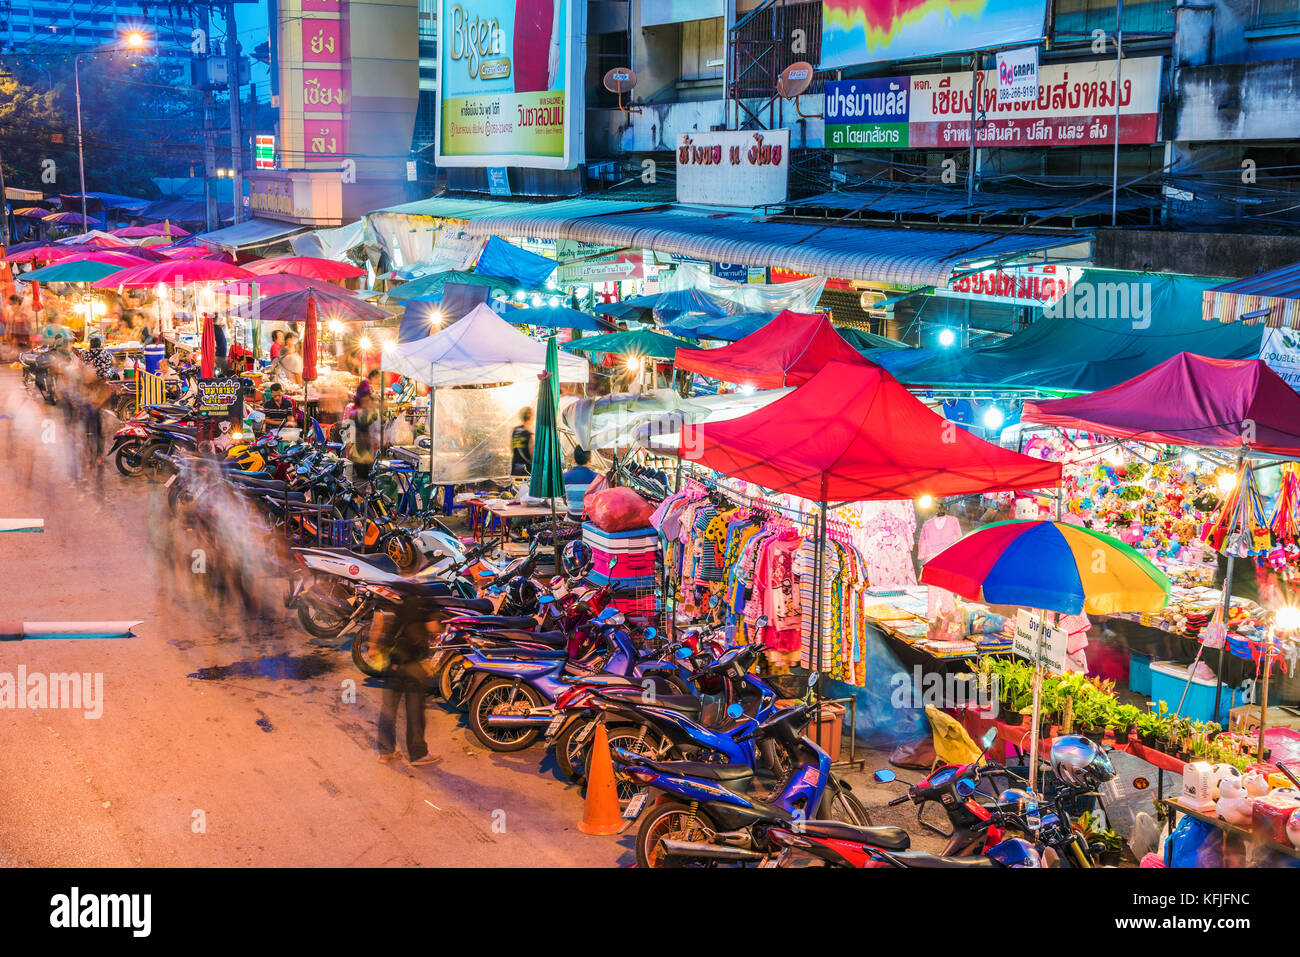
(824, 77, 910, 149)
(557, 239, 644, 284)
(821, 0, 1047, 70)
(675, 129, 789, 207)
(908, 56, 1162, 149)
(937, 264, 1082, 307)
(996, 46, 1039, 105)
(436, 0, 585, 169)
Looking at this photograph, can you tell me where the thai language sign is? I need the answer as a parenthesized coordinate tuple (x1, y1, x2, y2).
(436, 0, 584, 169)
(821, 0, 1047, 70)
(196, 378, 245, 423)
(557, 239, 644, 284)
(938, 264, 1082, 307)
(675, 129, 789, 207)
(908, 56, 1162, 148)
(824, 77, 909, 149)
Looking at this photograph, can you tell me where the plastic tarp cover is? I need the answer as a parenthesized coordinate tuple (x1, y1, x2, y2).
(473, 236, 557, 289)
(662, 262, 825, 313)
(428, 384, 518, 483)
(566, 387, 791, 451)
(680, 360, 1063, 501)
(873, 270, 1264, 392)
(1022, 352, 1300, 456)
(664, 312, 778, 341)
(290, 220, 365, 261)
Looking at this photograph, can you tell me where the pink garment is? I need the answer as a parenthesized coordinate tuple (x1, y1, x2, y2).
(754, 531, 803, 653)
(917, 514, 961, 563)
(1059, 612, 1090, 673)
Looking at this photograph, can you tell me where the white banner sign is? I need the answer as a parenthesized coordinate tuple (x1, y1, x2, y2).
(676, 129, 789, 208)
(996, 46, 1039, 105)
(1014, 610, 1068, 676)
(1260, 326, 1300, 391)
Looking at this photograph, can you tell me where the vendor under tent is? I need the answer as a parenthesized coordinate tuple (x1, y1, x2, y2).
(675, 309, 877, 389)
(505, 304, 615, 333)
(384, 269, 519, 302)
(243, 255, 365, 281)
(563, 328, 692, 361)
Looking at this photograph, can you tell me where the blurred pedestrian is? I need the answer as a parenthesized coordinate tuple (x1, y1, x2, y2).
(376, 624, 440, 767)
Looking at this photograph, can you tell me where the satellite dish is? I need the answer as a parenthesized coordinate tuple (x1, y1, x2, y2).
(603, 67, 637, 95)
(777, 61, 815, 100)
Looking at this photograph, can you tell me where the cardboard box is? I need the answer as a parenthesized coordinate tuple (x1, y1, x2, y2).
(1229, 705, 1300, 734)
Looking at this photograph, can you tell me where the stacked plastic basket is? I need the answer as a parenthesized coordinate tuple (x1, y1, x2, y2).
(582, 523, 660, 621)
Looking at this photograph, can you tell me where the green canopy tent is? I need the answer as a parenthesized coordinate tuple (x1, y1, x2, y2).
(384, 269, 520, 302)
(563, 328, 693, 360)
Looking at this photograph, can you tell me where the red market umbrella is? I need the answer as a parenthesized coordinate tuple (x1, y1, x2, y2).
(4, 244, 86, 264)
(212, 272, 343, 298)
(303, 295, 319, 382)
(243, 256, 365, 281)
(200, 313, 217, 379)
(92, 258, 253, 289)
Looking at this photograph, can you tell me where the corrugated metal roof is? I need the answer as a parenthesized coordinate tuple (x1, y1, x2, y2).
(195, 217, 310, 251)
(462, 205, 1090, 287)
(368, 196, 659, 221)
(786, 186, 1158, 220)
(1211, 262, 1300, 299)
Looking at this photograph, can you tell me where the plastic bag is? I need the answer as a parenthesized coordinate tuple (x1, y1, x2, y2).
(1164, 815, 1223, 868)
(585, 487, 654, 532)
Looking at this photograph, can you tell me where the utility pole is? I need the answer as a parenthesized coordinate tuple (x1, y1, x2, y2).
(199, 4, 219, 231)
(0, 144, 10, 245)
(227, 0, 244, 223)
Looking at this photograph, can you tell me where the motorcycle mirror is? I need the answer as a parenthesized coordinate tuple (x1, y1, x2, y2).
(607, 557, 617, 568)
(955, 779, 976, 798)
(477, 570, 494, 577)
(726, 703, 744, 719)
(981, 728, 998, 749)
(644, 627, 657, 639)
(807, 671, 819, 690)
(675, 646, 693, 660)
(537, 595, 554, 605)
(872, 769, 896, 783)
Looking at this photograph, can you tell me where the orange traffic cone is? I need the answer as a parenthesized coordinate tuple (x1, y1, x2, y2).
(578, 723, 624, 835)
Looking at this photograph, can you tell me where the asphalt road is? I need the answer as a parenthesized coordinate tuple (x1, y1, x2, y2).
(0, 367, 933, 867)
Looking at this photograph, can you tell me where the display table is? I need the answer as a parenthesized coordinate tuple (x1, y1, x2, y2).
(862, 585, 1012, 664)
(465, 498, 557, 549)
(1164, 797, 1300, 859)
(1105, 583, 1262, 642)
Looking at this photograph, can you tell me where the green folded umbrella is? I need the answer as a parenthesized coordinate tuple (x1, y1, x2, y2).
(529, 336, 565, 502)
(562, 328, 692, 360)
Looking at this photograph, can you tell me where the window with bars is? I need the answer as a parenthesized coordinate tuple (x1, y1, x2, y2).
(1255, 0, 1300, 28)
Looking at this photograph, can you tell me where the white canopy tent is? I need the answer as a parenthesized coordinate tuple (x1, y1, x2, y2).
(381, 303, 590, 484)
(383, 303, 590, 387)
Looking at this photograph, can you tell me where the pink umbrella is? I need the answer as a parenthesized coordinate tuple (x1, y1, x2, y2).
(200, 313, 216, 379)
(157, 245, 235, 263)
(112, 223, 192, 239)
(226, 286, 389, 323)
(243, 256, 365, 281)
(92, 258, 254, 289)
(303, 295, 319, 382)
(60, 251, 155, 269)
(4, 244, 87, 264)
(212, 273, 344, 298)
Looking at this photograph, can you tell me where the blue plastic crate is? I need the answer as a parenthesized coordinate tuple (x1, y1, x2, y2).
(1149, 660, 1242, 725)
(1129, 652, 1153, 697)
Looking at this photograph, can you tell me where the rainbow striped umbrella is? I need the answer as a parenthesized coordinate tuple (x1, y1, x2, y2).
(921, 520, 1170, 616)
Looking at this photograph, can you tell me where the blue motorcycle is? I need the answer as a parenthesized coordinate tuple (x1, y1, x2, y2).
(460, 607, 683, 752)
(615, 688, 872, 867)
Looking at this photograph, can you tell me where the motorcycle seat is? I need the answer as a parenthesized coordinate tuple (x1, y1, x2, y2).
(446, 614, 538, 630)
(889, 851, 997, 869)
(624, 755, 753, 784)
(469, 629, 568, 648)
(602, 689, 702, 715)
(427, 595, 494, 614)
(477, 645, 568, 660)
(151, 424, 198, 438)
(800, 820, 910, 851)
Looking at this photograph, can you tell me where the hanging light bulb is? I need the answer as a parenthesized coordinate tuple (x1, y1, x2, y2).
(548, 296, 561, 308)
(938, 328, 956, 347)
(626, 355, 642, 371)
(328, 319, 345, 334)
(359, 336, 372, 352)
(917, 494, 934, 509)
(1216, 471, 1237, 494)
(430, 310, 443, 327)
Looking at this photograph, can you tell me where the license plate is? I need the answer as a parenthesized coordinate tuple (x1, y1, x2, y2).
(623, 790, 649, 820)
(545, 715, 563, 739)
(575, 721, 595, 747)
(429, 650, 449, 671)
(164, 473, 177, 487)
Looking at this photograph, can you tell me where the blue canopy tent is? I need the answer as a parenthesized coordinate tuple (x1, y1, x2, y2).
(474, 236, 557, 289)
(665, 312, 778, 341)
(871, 270, 1264, 392)
(836, 327, 913, 353)
(504, 305, 615, 333)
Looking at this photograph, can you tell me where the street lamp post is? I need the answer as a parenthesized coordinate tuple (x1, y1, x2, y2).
(73, 32, 147, 234)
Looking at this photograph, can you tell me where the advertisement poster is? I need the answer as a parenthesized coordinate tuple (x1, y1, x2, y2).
(821, 0, 1047, 70)
(908, 56, 1162, 149)
(996, 46, 1038, 104)
(557, 239, 644, 284)
(436, 0, 585, 169)
(1260, 326, 1300, 392)
(824, 77, 909, 148)
(675, 129, 789, 207)
(197, 378, 246, 424)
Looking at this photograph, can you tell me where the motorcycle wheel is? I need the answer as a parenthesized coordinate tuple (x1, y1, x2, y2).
(438, 653, 471, 711)
(114, 440, 145, 478)
(819, 780, 872, 827)
(554, 718, 591, 784)
(297, 600, 348, 641)
(638, 670, 692, 698)
(601, 724, 666, 807)
(635, 801, 717, 869)
(467, 678, 544, 752)
(350, 628, 390, 678)
(139, 441, 171, 482)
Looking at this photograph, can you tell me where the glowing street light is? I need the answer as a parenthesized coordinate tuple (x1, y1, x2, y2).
(938, 328, 956, 347)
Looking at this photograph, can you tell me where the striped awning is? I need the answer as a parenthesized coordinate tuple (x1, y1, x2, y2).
(462, 205, 1091, 288)
(1203, 263, 1300, 329)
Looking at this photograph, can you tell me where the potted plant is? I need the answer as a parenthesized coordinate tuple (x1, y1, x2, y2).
(1134, 710, 1163, 747)
(1077, 812, 1127, 867)
(1114, 703, 1142, 741)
